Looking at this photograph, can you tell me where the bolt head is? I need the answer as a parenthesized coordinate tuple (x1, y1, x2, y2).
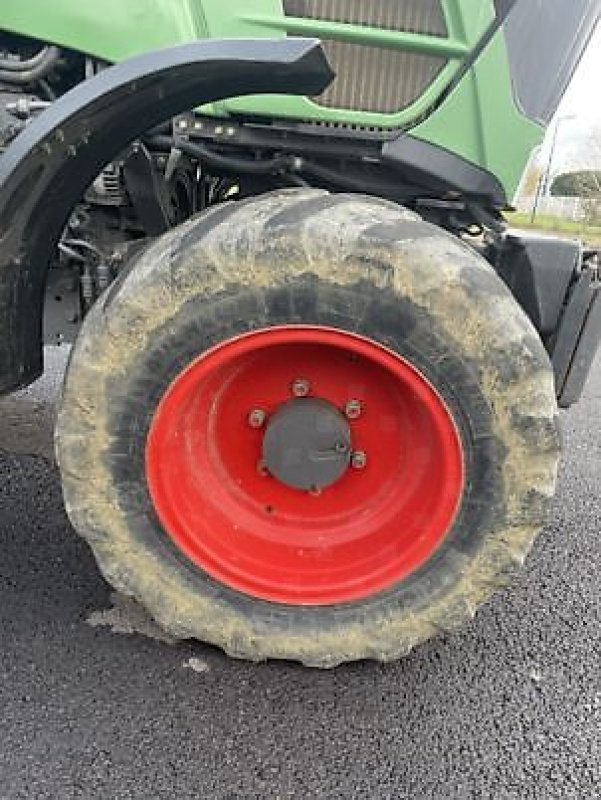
(248, 409, 266, 429)
(291, 379, 310, 398)
(351, 451, 367, 470)
(257, 460, 270, 477)
(345, 400, 363, 420)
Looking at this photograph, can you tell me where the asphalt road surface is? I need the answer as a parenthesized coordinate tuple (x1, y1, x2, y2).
(0, 347, 599, 800)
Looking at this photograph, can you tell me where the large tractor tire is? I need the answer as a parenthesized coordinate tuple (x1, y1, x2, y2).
(56, 189, 561, 667)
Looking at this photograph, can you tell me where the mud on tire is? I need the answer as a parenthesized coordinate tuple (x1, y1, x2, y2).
(56, 189, 561, 667)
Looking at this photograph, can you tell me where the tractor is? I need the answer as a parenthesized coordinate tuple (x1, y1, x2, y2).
(0, 1, 599, 666)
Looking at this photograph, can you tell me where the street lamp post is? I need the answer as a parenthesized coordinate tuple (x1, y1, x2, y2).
(532, 114, 576, 222)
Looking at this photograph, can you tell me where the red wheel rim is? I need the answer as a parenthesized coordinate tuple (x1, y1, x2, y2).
(145, 326, 465, 605)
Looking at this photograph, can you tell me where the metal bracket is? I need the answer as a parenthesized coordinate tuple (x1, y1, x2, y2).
(122, 143, 172, 237)
(43, 266, 81, 346)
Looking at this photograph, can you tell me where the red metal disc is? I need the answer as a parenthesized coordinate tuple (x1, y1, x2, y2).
(145, 326, 465, 605)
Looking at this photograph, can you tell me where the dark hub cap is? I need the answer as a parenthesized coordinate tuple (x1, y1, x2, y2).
(145, 326, 465, 605)
(262, 398, 351, 491)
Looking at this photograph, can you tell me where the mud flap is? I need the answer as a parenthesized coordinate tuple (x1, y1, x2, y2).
(552, 262, 601, 408)
(0, 38, 333, 394)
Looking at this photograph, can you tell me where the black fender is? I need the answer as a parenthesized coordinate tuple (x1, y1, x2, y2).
(0, 38, 333, 394)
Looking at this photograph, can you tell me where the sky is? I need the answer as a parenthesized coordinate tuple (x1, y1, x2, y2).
(557, 24, 601, 126)
(539, 24, 601, 170)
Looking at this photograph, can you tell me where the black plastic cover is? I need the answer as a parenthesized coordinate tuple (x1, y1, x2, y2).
(552, 265, 601, 408)
(382, 135, 507, 204)
(497, 234, 579, 336)
(497, 233, 601, 408)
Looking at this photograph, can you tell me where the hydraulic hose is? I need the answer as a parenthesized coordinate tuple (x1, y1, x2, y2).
(0, 46, 61, 85)
(298, 159, 411, 198)
(0, 45, 58, 72)
(149, 134, 300, 176)
(149, 134, 422, 201)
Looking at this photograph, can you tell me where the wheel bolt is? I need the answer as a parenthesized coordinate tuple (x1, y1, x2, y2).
(345, 400, 363, 420)
(291, 378, 310, 397)
(257, 460, 269, 477)
(351, 451, 368, 470)
(248, 409, 266, 429)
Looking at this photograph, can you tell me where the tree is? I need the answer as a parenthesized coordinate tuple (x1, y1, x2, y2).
(550, 127, 601, 225)
(551, 170, 601, 198)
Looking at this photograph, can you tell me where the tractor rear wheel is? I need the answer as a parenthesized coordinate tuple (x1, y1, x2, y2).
(56, 189, 561, 667)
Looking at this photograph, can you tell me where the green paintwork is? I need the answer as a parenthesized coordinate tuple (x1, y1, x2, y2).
(240, 16, 469, 57)
(411, 29, 544, 203)
(0, 0, 209, 60)
(0, 0, 546, 199)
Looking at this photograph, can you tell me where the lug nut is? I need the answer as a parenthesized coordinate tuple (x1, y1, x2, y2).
(291, 378, 310, 398)
(248, 409, 266, 429)
(345, 400, 362, 420)
(257, 460, 269, 477)
(351, 451, 368, 470)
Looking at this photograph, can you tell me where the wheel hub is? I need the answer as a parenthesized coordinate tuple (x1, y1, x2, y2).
(262, 398, 351, 491)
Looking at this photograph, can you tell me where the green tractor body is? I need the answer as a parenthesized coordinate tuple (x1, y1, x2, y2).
(1, 0, 596, 200)
(0, 2, 599, 665)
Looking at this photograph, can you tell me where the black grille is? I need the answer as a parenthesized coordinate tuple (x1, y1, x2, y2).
(283, 1, 448, 115)
(283, 0, 447, 36)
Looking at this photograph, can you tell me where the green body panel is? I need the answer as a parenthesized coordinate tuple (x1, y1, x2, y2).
(0, 0, 209, 60)
(0, 0, 545, 199)
(411, 31, 544, 198)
